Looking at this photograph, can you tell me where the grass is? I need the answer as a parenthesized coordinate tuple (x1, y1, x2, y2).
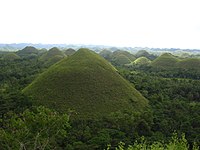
(3, 53, 21, 61)
(39, 47, 65, 61)
(113, 50, 136, 61)
(151, 53, 180, 70)
(23, 48, 148, 119)
(133, 57, 151, 65)
(177, 58, 200, 70)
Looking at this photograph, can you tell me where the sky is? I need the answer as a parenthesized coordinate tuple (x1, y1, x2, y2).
(0, 0, 200, 49)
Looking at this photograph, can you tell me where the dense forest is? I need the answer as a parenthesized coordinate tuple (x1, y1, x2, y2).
(0, 47, 199, 149)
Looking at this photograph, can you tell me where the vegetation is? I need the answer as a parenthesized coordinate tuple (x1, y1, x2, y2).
(39, 47, 65, 61)
(132, 57, 151, 66)
(177, 58, 200, 70)
(16, 46, 40, 58)
(151, 53, 180, 70)
(64, 48, 76, 56)
(135, 50, 156, 60)
(23, 48, 148, 119)
(2, 53, 21, 61)
(0, 106, 70, 149)
(113, 50, 136, 61)
(0, 48, 200, 149)
(114, 133, 199, 150)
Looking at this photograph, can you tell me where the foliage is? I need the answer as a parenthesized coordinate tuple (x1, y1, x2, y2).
(114, 133, 199, 150)
(23, 48, 148, 119)
(0, 49, 200, 149)
(151, 53, 180, 70)
(119, 68, 200, 145)
(0, 106, 70, 150)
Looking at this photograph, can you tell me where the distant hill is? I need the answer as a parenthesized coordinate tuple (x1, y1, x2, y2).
(40, 47, 65, 60)
(111, 54, 132, 66)
(39, 47, 66, 66)
(99, 49, 113, 61)
(133, 57, 151, 66)
(109, 50, 136, 66)
(112, 50, 136, 61)
(3, 53, 21, 61)
(23, 48, 148, 119)
(177, 58, 200, 70)
(16, 46, 39, 58)
(151, 53, 180, 70)
(64, 48, 76, 56)
(135, 50, 156, 60)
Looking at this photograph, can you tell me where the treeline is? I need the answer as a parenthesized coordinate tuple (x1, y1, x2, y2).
(0, 51, 200, 149)
(119, 67, 200, 147)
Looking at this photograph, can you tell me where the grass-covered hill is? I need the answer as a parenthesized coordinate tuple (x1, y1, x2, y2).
(99, 49, 113, 61)
(135, 50, 156, 60)
(151, 53, 180, 70)
(64, 48, 76, 56)
(112, 50, 136, 61)
(133, 57, 151, 66)
(177, 58, 200, 70)
(23, 48, 148, 119)
(40, 47, 65, 61)
(39, 47, 66, 66)
(16, 46, 39, 58)
(3, 53, 21, 61)
(111, 54, 132, 66)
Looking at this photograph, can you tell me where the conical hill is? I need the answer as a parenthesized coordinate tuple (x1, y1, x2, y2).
(177, 58, 200, 70)
(134, 57, 151, 66)
(40, 47, 65, 61)
(23, 48, 148, 119)
(151, 53, 180, 70)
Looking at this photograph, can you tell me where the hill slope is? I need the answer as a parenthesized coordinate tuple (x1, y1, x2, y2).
(23, 48, 148, 119)
(40, 47, 65, 61)
(3, 53, 21, 61)
(17, 46, 39, 58)
(134, 57, 151, 66)
(39, 47, 66, 66)
(151, 53, 180, 70)
(177, 58, 200, 70)
(113, 50, 136, 61)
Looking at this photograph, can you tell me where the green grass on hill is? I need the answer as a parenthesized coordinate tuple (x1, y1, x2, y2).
(113, 50, 136, 61)
(112, 54, 132, 66)
(40, 47, 65, 61)
(177, 58, 200, 70)
(64, 48, 76, 56)
(23, 48, 148, 119)
(17, 46, 39, 57)
(134, 57, 151, 66)
(151, 53, 180, 70)
(3, 53, 21, 61)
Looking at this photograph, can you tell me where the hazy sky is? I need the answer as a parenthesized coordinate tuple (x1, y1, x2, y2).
(0, 0, 200, 49)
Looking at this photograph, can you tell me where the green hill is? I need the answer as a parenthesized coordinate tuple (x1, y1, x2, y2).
(151, 53, 180, 70)
(133, 57, 151, 66)
(113, 50, 136, 61)
(3, 53, 21, 61)
(40, 47, 65, 61)
(111, 54, 132, 66)
(23, 48, 148, 119)
(17, 46, 39, 58)
(99, 49, 113, 61)
(135, 50, 156, 60)
(177, 58, 200, 70)
(64, 48, 76, 56)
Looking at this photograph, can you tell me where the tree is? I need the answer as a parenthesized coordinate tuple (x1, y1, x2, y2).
(0, 106, 70, 149)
